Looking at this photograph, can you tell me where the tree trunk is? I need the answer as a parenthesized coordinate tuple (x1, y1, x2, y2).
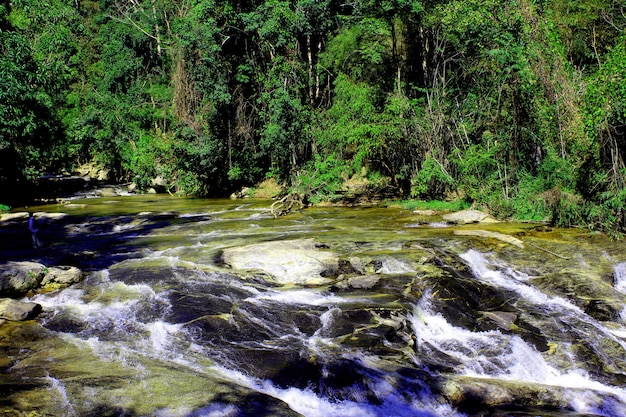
(152, 1, 162, 56)
(307, 34, 314, 106)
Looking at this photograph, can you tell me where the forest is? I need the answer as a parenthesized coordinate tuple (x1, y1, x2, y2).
(1, 0, 625, 233)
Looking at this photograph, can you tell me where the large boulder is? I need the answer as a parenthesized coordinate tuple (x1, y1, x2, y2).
(0, 298, 42, 321)
(0, 212, 29, 222)
(442, 209, 497, 225)
(41, 266, 83, 290)
(439, 375, 622, 413)
(221, 239, 338, 285)
(0, 261, 46, 296)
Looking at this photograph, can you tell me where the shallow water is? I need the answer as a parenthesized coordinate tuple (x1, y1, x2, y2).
(2, 195, 626, 416)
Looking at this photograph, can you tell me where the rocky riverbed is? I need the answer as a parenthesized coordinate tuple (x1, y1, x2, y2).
(1, 197, 626, 417)
(0, 206, 200, 321)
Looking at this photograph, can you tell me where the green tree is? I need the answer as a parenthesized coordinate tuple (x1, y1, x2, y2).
(0, 0, 59, 203)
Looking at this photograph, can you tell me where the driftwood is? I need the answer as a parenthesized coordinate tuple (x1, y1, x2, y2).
(270, 193, 304, 218)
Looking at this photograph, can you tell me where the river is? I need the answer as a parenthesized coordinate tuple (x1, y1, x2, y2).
(2, 195, 626, 416)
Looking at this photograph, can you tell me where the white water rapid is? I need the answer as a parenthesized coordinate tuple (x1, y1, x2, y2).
(437, 249, 626, 416)
(3, 197, 626, 417)
(615, 262, 626, 294)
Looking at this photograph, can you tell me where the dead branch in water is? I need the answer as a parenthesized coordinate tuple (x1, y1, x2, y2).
(270, 193, 304, 218)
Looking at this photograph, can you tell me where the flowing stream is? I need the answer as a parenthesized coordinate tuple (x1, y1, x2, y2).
(2, 195, 626, 416)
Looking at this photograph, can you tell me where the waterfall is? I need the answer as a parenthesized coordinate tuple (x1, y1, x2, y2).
(615, 262, 626, 294)
(460, 249, 573, 309)
(410, 289, 626, 416)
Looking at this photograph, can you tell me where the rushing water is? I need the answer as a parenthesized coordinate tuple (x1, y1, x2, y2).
(2, 195, 626, 417)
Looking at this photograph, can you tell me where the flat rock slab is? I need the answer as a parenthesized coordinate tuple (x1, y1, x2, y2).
(0, 212, 29, 222)
(454, 229, 524, 248)
(222, 239, 338, 286)
(0, 211, 68, 222)
(0, 298, 42, 321)
(442, 209, 498, 224)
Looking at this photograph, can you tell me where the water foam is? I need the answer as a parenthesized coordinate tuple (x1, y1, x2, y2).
(246, 288, 359, 306)
(461, 250, 626, 353)
(614, 262, 626, 294)
(460, 249, 580, 311)
(376, 257, 415, 274)
(143, 321, 185, 357)
(411, 293, 560, 381)
(45, 373, 77, 416)
(410, 287, 626, 415)
(213, 365, 460, 417)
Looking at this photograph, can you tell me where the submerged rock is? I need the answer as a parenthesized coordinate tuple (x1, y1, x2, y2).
(412, 209, 439, 216)
(454, 229, 524, 248)
(442, 209, 497, 224)
(0, 298, 42, 321)
(221, 239, 338, 285)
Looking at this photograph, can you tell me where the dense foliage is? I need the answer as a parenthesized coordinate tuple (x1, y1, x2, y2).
(1, 0, 624, 232)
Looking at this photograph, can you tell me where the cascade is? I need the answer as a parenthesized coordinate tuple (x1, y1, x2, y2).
(2, 196, 626, 416)
(615, 262, 626, 294)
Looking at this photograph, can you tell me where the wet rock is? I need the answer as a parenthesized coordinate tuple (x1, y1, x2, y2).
(441, 376, 569, 409)
(531, 272, 624, 322)
(347, 274, 381, 289)
(36, 212, 69, 221)
(151, 175, 166, 187)
(40, 266, 83, 290)
(421, 266, 484, 330)
(412, 209, 439, 216)
(0, 212, 28, 222)
(479, 311, 517, 331)
(336, 258, 361, 275)
(439, 375, 624, 414)
(375, 257, 415, 274)
(127, 182, 138, 193)
(0, 298, 42, 321)
(0, 261, 46, 296)
(221, 239, 338, 285)
(332, 273, 381, 291)
(584, 299, 618, 322)
(96, 187, 121, 197)
(230, 187, 251, 199)
(442, 209, 497, 224)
